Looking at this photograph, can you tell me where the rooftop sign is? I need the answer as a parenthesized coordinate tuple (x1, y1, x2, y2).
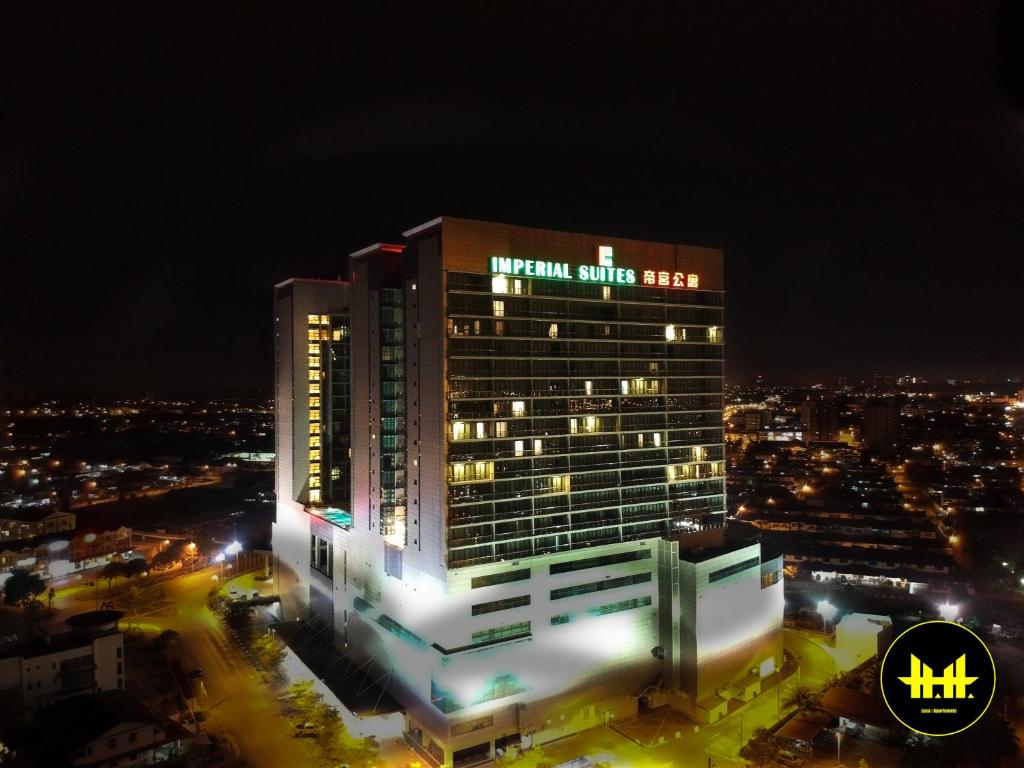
(488, 246, 698, 289)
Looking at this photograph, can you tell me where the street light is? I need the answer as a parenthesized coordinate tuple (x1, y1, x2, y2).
(938, 601, 959, 622)
(816, 599, 838, 634)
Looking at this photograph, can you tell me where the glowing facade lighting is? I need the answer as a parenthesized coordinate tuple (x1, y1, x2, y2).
(938, 601, 959, 622)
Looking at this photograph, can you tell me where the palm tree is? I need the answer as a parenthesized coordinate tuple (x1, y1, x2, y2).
(784, 685, 821, 714)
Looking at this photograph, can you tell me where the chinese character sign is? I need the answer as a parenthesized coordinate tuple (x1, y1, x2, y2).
(641, 270, 699, 289)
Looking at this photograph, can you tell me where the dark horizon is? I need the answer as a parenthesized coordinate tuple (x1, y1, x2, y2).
(4, 3, 1024, 399)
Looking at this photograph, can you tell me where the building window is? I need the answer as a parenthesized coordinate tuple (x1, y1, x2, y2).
(602, 285, 612, 301)
(495, 421, 508, 438)
(470, 568, 530, 589)
(708, 557, 759, 584)
(550, 613, 572, 625)
(492, 275, 508, 294)
(709, 326, 722, 343)
(533, 439, 543, 456)
(472, 621, 530, 643)
(512, 401, 526, 417)
(550, 572, 652, 600)
(548, 323, 558, 338)
(310, 534, 332, 577)
(309, 489, 321, 503)
(514, 440, 525, 458)
(584, 380, 593, 396)
(550, 549, 651, 574)
(492, 300, 505, 317)
(471, 595, 531, 616)
(586, 595, 653, 617)
(452, 421, 468, 440)
(475, 422, 486, 439)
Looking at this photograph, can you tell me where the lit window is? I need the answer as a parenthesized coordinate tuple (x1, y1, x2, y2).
(308, 370, 319, 381)
(332, 329, 343, 341)
(584, 380, 593, 396)
(309, 423, 320, 434)
(551, 475, 570, 493)
(308, 343, 320, 355)
(653, 432, 662, 448)
(602, 286, 612, 301)
(584, 416, 598, 433)
(309, 396, 320, 408)
(511, 279, 524, 295)
(665, 325, 676, 341)
(309, 450, 321, 461)
(331, 467, 341, 480)
(452, 422, 468, 440)
(693, 446, 705, 461)
(309, 476, 321, 488)
(307, 314, 319, 324)
(621, 380, 629, 395)
(320, 315, 329, 325)
(451, 463, 465, 482)
(570, 418, 579, 434)
(309, 435, 321, 448)
(492, 275, 509, 294)
(637, 433, 644, 448)
(515, 440, 525, 457)
(548, 323, 558, 338)
(495, 421, 508, 438)
(309, 463, 320, 475)
(308, 356, 320, 369)
(709, 326, 722, 343)
(308, 329, 321, 341)
(512, 401, 526, 417)
(309, 410, 320, 421)
(309, 382, 320, 394)
(533, 439, 543, 456)
(495, 320, 505, 336)
(309, 489, 321, 503)
(492, 300, 505, 317)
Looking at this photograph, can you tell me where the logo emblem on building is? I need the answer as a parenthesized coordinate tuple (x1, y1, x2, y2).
(880, 621, 996, 736)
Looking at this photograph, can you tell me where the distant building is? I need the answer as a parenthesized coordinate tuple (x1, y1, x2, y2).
(273, 218, 782, 767)
(0, 508, 75, 543)
(800, 394, 838, 443)
(862, 399, 901, 452)
(0, 611, 124, 712)
(15, 690, 187, 767)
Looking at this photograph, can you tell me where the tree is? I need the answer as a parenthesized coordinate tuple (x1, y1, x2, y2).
(739, 727, 782, 768)
(121, 582, 167, 626)
(285, 680, 322, 723)
(123, 558, 149, 580)
(784, 685, 821, 714)
(250, 633, 286, 670)
(101, 561, 125, 587)
(1, 569, 45, 610)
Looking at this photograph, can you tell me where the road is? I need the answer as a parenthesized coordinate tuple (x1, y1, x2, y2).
(148, 569, 320, 768)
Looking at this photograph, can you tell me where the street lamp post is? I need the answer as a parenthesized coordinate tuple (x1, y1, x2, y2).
(816, 599, 838, 636)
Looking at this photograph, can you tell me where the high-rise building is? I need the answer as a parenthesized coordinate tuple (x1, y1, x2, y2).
(800, 392, 838, 443)
(862, 398, 901, 453)
(274, 218, 783, 767)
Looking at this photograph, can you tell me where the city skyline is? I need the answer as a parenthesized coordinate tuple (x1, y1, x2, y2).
(4, 3, 1024, 398)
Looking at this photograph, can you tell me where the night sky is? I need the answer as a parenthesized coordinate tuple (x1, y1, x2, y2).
(3, 2, 1023, 399)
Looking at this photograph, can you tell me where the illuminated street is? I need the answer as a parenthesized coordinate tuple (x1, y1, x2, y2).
(139, 569, 318, 768)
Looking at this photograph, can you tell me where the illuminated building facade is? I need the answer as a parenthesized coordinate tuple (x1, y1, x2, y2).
(274, 218, 783, 767)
